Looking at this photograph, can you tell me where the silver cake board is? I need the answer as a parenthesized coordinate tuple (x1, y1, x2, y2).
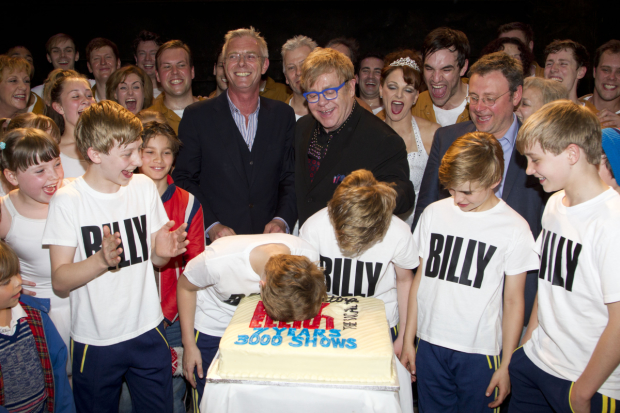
(206, 350, 400, 392)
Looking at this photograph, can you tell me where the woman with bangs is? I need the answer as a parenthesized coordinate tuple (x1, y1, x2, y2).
(0, 128, 73, 377)
(380, 50, 440, 227)
(106, 65, 153, 115)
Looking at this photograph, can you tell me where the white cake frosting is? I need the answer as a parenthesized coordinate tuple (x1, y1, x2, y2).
(218, 294, 394, 384)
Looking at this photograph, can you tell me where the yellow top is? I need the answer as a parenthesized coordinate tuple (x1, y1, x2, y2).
(259, 77, 291, 103)
(409, 78, 470, 124)
(146, 93, 206, 135)
(28, 92, 45, 115)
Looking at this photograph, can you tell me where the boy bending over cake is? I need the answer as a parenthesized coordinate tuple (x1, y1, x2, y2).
(176, 234, 325, 407)
(299, 169, 420, 356)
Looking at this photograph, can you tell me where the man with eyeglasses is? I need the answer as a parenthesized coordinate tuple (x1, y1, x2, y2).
(414, 51, 548, 331)
(173, 27, 296, 243)
(294, 47, 414, 227)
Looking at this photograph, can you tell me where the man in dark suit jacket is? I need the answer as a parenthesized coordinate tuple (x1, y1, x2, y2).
(295, 48, 414, 227)
(172, 28, 296, 240)
(414, 52, 548, 325)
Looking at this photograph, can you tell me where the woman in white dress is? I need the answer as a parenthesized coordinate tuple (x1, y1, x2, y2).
(381, 50, 440, 227)
(45, 72, 95, 178)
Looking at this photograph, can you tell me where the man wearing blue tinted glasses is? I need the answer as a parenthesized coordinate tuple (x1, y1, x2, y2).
(294, 47, 415, 227)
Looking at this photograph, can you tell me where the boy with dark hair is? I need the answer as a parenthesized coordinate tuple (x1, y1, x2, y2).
(133, 30, 163, 98)
(544, 39, 589, 105)
(509, 101, 620, 412)
(43, 100, 189, 412)
(86, 38, 121, 101)
(580, 39, 620, 128)
(138, 120, 205, 412)
(401, 131, 539, 412)
(177, 233, 321, 407)
(413, 27, 471, 126)
(300, 169, 419, 355)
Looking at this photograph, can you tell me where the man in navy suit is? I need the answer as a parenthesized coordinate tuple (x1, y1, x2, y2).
(414, 52, 548, 325)
(172, 27, 296, 241)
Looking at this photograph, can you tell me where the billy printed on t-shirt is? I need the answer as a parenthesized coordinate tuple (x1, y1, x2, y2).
(424, 233, 497, 288)
(81, 214, 149, 270)
(320, 255, 385, 297)
(537, 228, 581, 291)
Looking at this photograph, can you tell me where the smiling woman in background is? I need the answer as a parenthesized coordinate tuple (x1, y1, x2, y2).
(46, 74, 95, 177)
(106, 65, 153, 115)
(0, 56, 31, 120)
(381, 50, 440, 226)
(515, 77, 568, 123)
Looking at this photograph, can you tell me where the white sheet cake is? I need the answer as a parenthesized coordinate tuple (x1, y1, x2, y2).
(217, 295, 394, 384)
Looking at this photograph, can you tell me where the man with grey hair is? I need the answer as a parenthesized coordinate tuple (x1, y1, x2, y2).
(173, 26, 296, 240)
(173, 27, 297, 404)
(281, 35, 318, 120)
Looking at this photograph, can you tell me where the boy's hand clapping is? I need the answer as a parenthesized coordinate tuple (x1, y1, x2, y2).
(155, 221, 189, 258)
(100, 225, 123, 268)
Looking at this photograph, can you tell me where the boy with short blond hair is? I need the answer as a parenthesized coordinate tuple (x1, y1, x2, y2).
(177, 233, 320, 406)
(509, 101, 620, 412)
(43, 101, 188, 412)
(300, 169, 419, 355)
(138, 120, 205, 412)
(401, 132, 539, 412)
(260, 254, 326, 322)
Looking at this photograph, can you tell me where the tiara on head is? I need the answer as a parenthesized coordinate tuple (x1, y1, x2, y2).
(389, 57, 420, 72)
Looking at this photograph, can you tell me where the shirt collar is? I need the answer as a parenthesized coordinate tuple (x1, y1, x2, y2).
(226, 90, 261, 116)
(0, 303, 27, 336)
(500, 114, 519, 146)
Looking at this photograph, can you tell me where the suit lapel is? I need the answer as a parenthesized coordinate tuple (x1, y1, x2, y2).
(249, 98, 269, 187)
(300, 120, 314, 189)
(217, 94, 249, 187)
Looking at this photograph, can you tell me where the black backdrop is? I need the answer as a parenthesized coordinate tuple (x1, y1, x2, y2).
(3, 0, 619, 97)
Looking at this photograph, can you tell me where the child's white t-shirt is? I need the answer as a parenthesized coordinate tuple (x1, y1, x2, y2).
(413, 198, 539, 355)
(524, 189, 620, 399)
(42, 175, 169, 346)
(299, 208, 419, 328)
(183, 234, 319, 337)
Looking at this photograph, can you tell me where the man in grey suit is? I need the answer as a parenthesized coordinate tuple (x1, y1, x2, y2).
(414, 52, 547, 325)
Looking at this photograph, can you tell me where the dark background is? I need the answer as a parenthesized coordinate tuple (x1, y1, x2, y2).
(3, 0, 619, 97)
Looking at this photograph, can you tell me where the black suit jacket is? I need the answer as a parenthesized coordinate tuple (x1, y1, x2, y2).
(295, 103, 415, 227)
(172, 93, 297, 235)
(413, 120, 548, 324)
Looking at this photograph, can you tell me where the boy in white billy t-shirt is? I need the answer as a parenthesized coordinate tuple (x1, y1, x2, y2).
(300, 169, 419, 356)
(177, 233, 323, 407)
(42, 101, 189, 413)
(509, 101, 620, 412)
(400, 132, 539, 413)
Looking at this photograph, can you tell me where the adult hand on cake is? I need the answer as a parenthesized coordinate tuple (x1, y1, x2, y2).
(183, 342, 204, 388)
(399, 344, 416, 382)
(486, 364, 510, 408)
(208, 223, 237, 241)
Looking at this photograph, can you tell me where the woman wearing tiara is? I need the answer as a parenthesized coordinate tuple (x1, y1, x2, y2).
(381, 50, 440, 227)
